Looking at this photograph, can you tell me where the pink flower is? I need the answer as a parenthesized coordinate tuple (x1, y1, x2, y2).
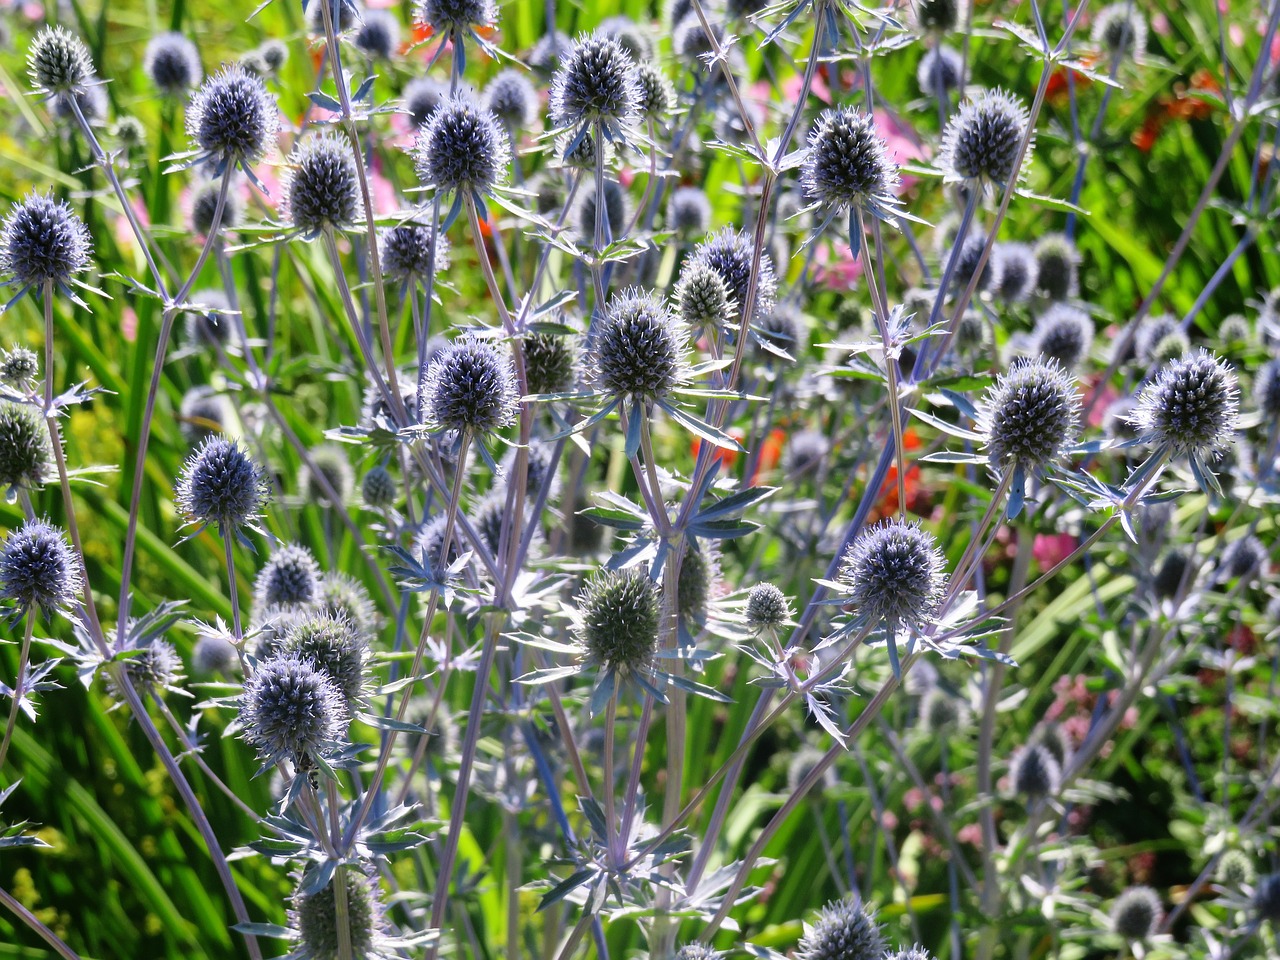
(1033, 532, 1077, 571)
(874, 110, 926, 194)
(122, 306, 137, 343)
(958, 823, 983, 847)
(813, 242, 864, 290)
(371, 167, 398, 216)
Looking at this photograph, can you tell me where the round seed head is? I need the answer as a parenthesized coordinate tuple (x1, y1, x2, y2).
(355, 10, 401, 58)
(404, 77, 447, 130)
(283, 134, 361, 235)
(1216, 850, 1255, 888)
(239, 655, 346, 765)
(797, 898, 886, 960)
(255, 543, 322, 610)
(313, 571, 379, 640)
(920, 687, 967, 736)
(522, 331, 578, 396)
(917, 45, 963, 96)
(577, 567, 661, 673)
(787, 746, 836, 795)
(801, 106, 900, 212)
(1255, 873, 1280, 923)
(574, 180, 628, 242)
(1030, 723, 1073, 768)
(191, 178, 243, 235)
(186, 64, 279, 163)
(193, 632, 240, 675)
(913, 0, 968, 32)
(1153, 548, 1192, 599)
(591, 287, 690, 401)
(423, 335, 519, 435)
(259, 39, 289, 72)
(549, 34, 641, 131)
(178, 387, 229, 446)
(1031, 304, 1094, 370)
(677, 542, 718, 622)
(940, 88, 1032, 189)
(0, 401, 53, 492)
(482, 69, 539, 131)
(1092, 3, 1147, 59)
(0, 347, 38, 390)
(299, 444, 355, 506)
(746, 582, 792, 631)
(1253, 359, 1280, 418)
(688, 227, 777, 323)
(668, 187, 711, 236)
(417, 0, 497, 34)
(112, 115, 148, 149)
(293, 867, 380, 960)
(28, 26, 95, 96)
(1219, 314, 1250, 346)
(1133, 314, 1180, 366)
(528, 30, 573, 74)
(175, 436, 268, 531)
(414, 94, 510, 196)
(381, 221, 450, 281)
(1110, 886, 1162, 941)
(634, 61, 674, 120)
(1219, 535, 1267, 584)
(280, 613, 368, 708)
(2, 192, 93, 288)
(838, 520, 947, 629)
(144, 32, 202, 95)
(978, 357, 1080, 473)
(675, 260, 735, 335)
(0, 519, 81, 616)
(1132, 349, 1239, 458)
(361, 465, 397, 507)
(992, 242, 1038, 303)
(1011, 743, 1060, 798)
(1033, 233, 1079, 301)
(949, 234, 990, 292)
(598, 15, 652, 60)
(306, 0, 361, 34)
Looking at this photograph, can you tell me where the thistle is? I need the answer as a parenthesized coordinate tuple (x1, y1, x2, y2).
(1110, 886, 1162, 941)
(837, 520, 947, 633)
(0, 518, 81, 619)
(940, 88, 1032, 191)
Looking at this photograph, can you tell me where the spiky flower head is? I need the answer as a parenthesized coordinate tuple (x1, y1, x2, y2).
(314, 572, 379, 640)
(1033, 233, 1079, 301)
(978, 358, 1080, 473)
(1029, 723, 1073, 768)
(0, 400, 53, 492)
(239, 655, 346, 767)
(0, 347, 38, 389)
(1256, 873, 1280, 923)
(591, 287, 690, 401)
(1253, 359, 1280, 418)
(992, 242, 1038, 303)
(255, 544, 322, 610)
(106, 640, 184, 701)
(186, 64, 279, 163)
(183, 289, 235, 348)
(0, 519, 81, 617)
(404, 77, 447, 130)
(279, 613, 368, 708)
(417, 0, 497, 34)
(1011, 743, 1060, 798)
(2, 192, 93, 289)
(1219, 314, 1250, 346)
(1031, 304, 1094, 370)
(678, 542, 718, 622)
(940, 88, 1032, 190)
(306, 0, 361, 34)
(193, 632, 240, 675)
(577, 566, 661, 673)
(299, 444, 355, 506)
(675, 946, 722, 960)
(354, 10, 401, 59)
(381, 221, 450, 281)
(1153, 549, 1192, 599)
(482, 69, 539, 131)
(913, 0, 968, 32)
(1219, 535, 1267, 584)
(746, 582, 792, 631)
(28, 26, 95, 96)
(414, 95, 511, 197)
(1092, 3, 1147, 59)
(292, 866, 381, 960)
(549, 34, 641, 133)
(801, 107, 900, 213)
(112, 115, 148, 150)
(191, 178, 243, 235)
(1110, 886, 1162, 940)
(1133, 314, 1180, 366)
(688, 227, 777, 323)
(284, 134, 361, 235)
(422, 335, 519, 435)
(179, 387, 229, 446)
(1131, 349, 1238, 458)
(257, 39, 289, 72)
(920, 687, 967, 736)
(917, 45, 963, 96)
(599, 15, 652, 60)
(838, 520, 947, 630)
(361, 465, 397, 508)
(634, 62, 674, 120)
(675, 260, 735, 336)
(144, 32, 202, 95)
(522, 331, 578, 396)
(949, 234, 991, 292)
(575, 180, 628, 243)
(1216, 850, 1255, 888)
(175, 436, 268, 532)
(668, 187, 711, 237)
(672, 14, 726, 63)
(884, 949, 933, 960)
(797, 898, 886, 960)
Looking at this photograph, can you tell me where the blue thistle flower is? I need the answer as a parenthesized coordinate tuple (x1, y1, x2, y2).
(178, 387, 229, 446)
(528, 30, 573, 74)
(634, 61, 674, 120)
(522, 331, 578, 396)
(1, 192, 93, 293)
(193, 632, 240, 676)
(675, 259, 735, 337)
(598, 15, 652, 60)
(298, 444, 355, 506)
(917, 45, 963, 97)
(912, 0, 968, 32)
(191, 178, 243, 235)
(1216, 850, 1255, 887)
(1033, 233, 1079, 301)
(361, 465, 397, 508)
(482, 69, 540, 131)
(1153, 548, 1192, 600)
(238, 656, 347, 769)
(403, 76, 448, 130)
(1132, 349, 1238, 459)
(1218, 535, 1267, 584)
(745, 582, 792, 631)
(279, 613, 368, 709)
(1030, 303, 1094, 370)
(797, 898, 886, 960)
(413, 95, 511, 200)
(1011, 742, 1060, 797)
(417, 0, 497, 35)
(667, 187, 711, 236)
(255, 543, 322, 610)
(991, 242, 1038, 303)
(186, 64, 279, 167)
(1133, 314, 1180, 366)
(258, 39, 289, 73)
(1092, 3, 1147, 60)
(306, 0, 361, 34)
(314, 572, 379, 641)
(284, 134, 361, 236)
(175, 436, 268, 534)
(801, 107, 901, 219)
(978, 358, 1080, 473)
(144, 32, 202, 95)
(292, 866, 382, 960)
(577, 567, 660, 674)
(0, 518, 81, 618)
(422, 336, 519, 435)
(549, 34, 641, 142)
(949, 234, 991, 292)
(381, 221, 450, 282)
(1110, 886, 1162, 940)
(837, 519, 947, 630)
(591, 287, 690, 401)
(687, 227, 777, 323)
(354, 10, 401, 59)
(0, 347, 38, 389)
(1252, 872, 1280, 923)
(940, 88, 1032, 191)
(574, 180, 628, 243)
(105, 640, 184, 702)
(27, 26, 95, 97)
(0, 401, 53, 493)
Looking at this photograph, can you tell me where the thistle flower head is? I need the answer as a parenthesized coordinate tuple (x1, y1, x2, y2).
(522, 331, 578, 396)
(0, 518, 81, 617)
(992, 242, 1038, 303)
(675, 946, 722, 960)
(675, 260, 735, 335)
(28, 26, 95, 96)
(797, 898, 887, 960)
(191, 178, 243, 235)
(668, 187, 711, 236)
(978, 357, 1080, 473)
(591, 287, 690, 400)
(186, 64, 279, 164)
(1219, 535, 1267, 583)
(920, 688, 967, 736)
(292, 866, 381, 960)
(175, 436, 268, 532)
(1033, 233, 1079, 301)
(913, 0, 968, 32)
(575, 180, 628, 243)
(1153, 548, 1192, 599)
(917, 45, 963, 97)
(306, 0, 361, 34)
(258, 39, 289, 73)
(422, 335, 519, 435)
(1219, 313, 1250, 346)
(634, 62, 674, 120)
(1030, 723, 1073, 768)
(193, 632, 239, 676)
(112, 115, 148, 150)
(528, 30, 573, 74)
(279, 613, 368, 708)
(672, 14, 725, 63)
(940, 88, 1032, 190)
(549, 34, 641, 133)
(1255, 359, 1280, 418)
(1031, 304, 1094, 370)
(1011, 743, 1060, 798)
(381, 221, 450, 281)
(0, 400, 54, 492)
(417, 0, 497, 34)
(482, 69, 539, 131)
(598, 15, 651, 60)
(800, 107, 900, 213)
(404, 77, 448, 130)
(255, 543, 322, 610)
(144, 32, 202, 95)
(577, 567, 660, 673)
(1132, 349, 1239, 458)
(746, 582, 792, 631)
(1217, 850, 1255, 887)
(413, 95, 510, 196)
(755, 303, 804, 360)
(2, 192, 93, 288)
(949, 234, 991, 292)
(284, 134, 361, 235)
(106, 640, 184, 701)
(314, 572, 379, 640)
(299, 444, 355, 506)
(1110, 886, 1162, 940)
(837, 520, 947, 630)
(183, 289, 235, 348)
(688, 227, 777, 323)
(1092, 3, 1147, 59)
(0, 347, 38, 389)
(178, 387, 229, 446)
(1134, 314, 1180, 366)
(239, 656, 347, 767)
(361, 465, 397, 508)
(354, 10, 401, 59)
(677, 542, 718, 623)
